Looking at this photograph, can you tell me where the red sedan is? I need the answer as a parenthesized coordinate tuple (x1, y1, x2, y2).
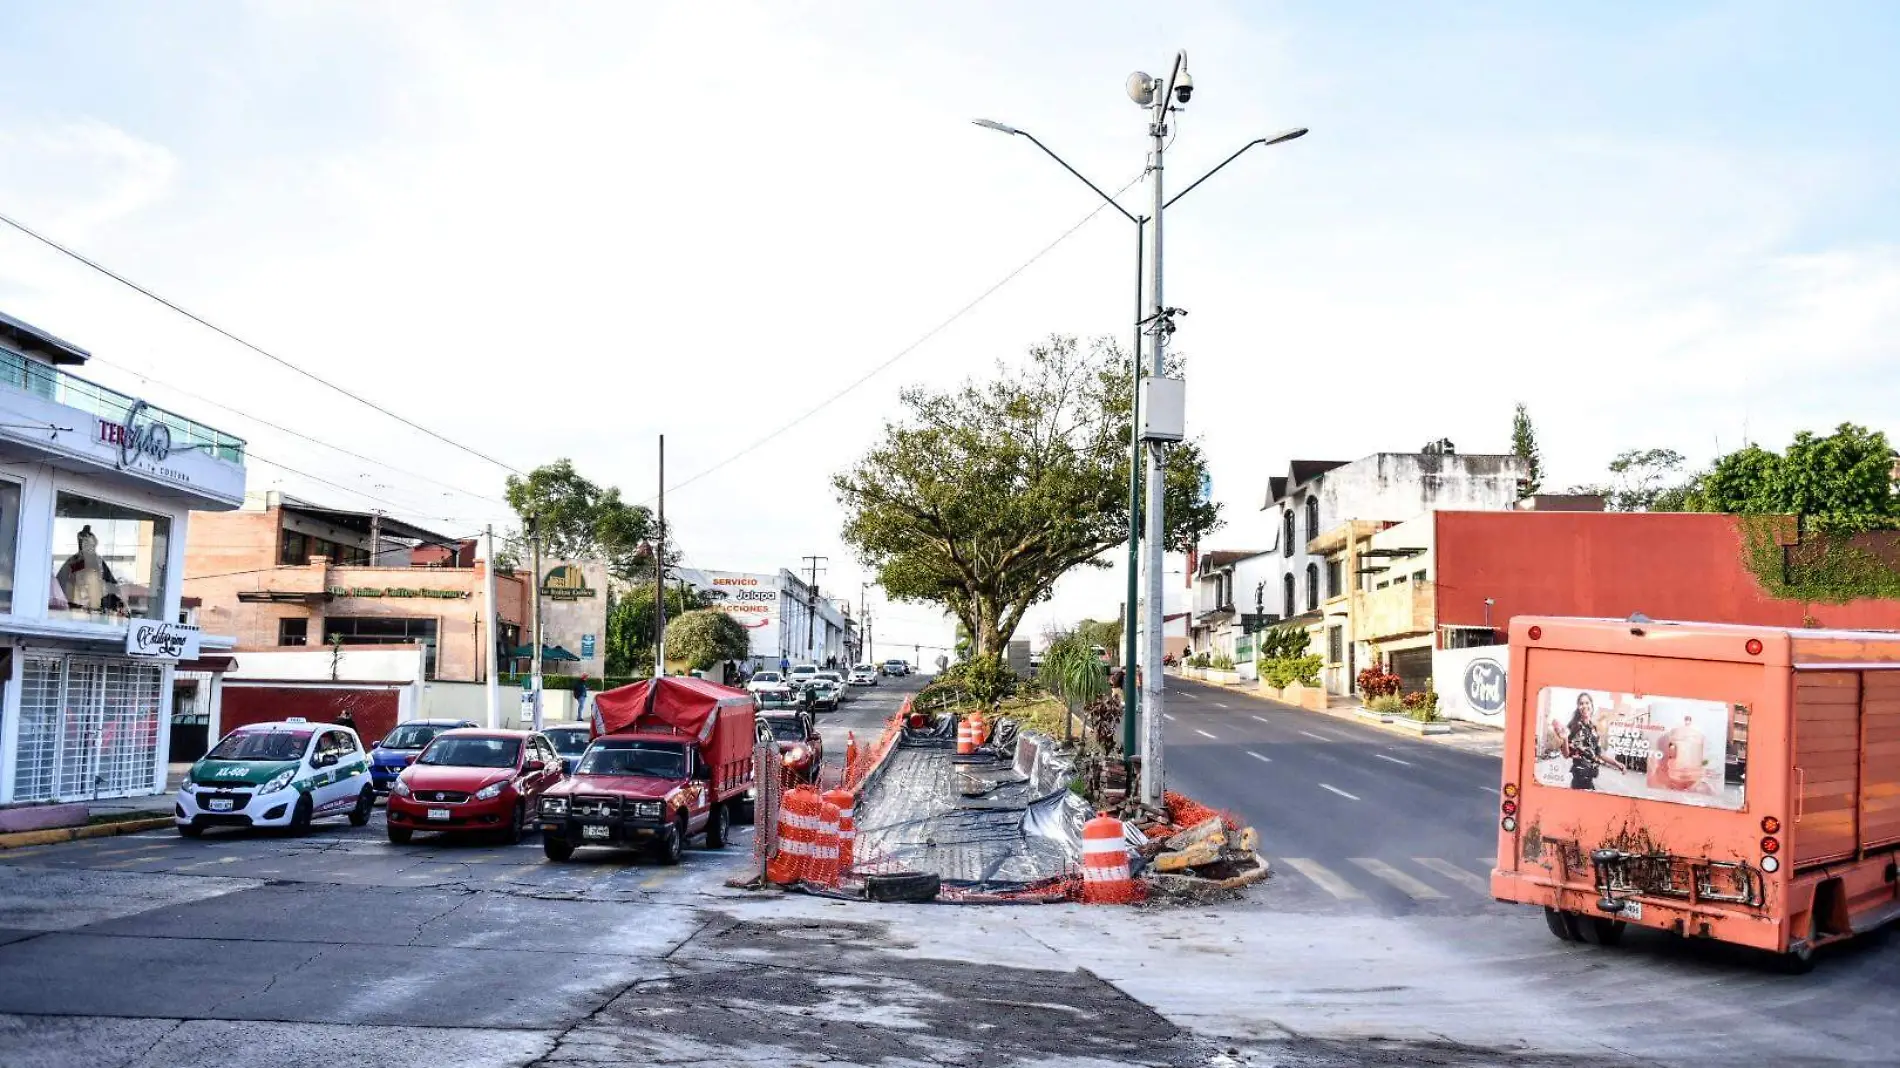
(387, 729, 565, 844)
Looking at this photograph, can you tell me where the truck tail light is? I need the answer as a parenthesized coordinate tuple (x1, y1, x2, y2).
(1501, 799, 1518, 816)
(1528, 626, 1542, 641)
(1502, 783, 1518, 799)
(1761, 816, 1781, 834)
(1745, 638, 1763, 656)
(1762, 855, 1780, 873)
(1502, 816, 1518, 832)
(1761, 835, 1780, 855)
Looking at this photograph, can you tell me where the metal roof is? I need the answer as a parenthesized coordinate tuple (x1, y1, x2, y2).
(276, 494, 461, 545)
(0, 309, 90, 365)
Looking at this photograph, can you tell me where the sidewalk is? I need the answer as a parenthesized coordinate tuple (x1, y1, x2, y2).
(1171, 671, 1504, 756)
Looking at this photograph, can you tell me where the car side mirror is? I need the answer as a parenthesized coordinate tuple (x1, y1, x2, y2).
(367, 739, 382, 749)
(524, 759, 545, 772)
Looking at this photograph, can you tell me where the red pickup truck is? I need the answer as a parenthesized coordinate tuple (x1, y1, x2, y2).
(538, 676, 759, 864)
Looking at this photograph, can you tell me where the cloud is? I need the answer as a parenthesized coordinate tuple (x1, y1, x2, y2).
(0, 118, 178, 239)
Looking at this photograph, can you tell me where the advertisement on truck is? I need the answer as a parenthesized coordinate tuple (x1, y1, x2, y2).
(1532, 686, 1744, 810)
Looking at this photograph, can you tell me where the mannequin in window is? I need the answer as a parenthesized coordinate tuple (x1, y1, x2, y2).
(57, 525, 124, 615)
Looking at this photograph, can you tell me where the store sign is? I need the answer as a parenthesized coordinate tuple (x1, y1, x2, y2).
(1463, 657, 1507, 714)
(1434, 644, 1509, 724)
(581, 633, 596, 658)
(541, 565, 596, 600)
(99, 400, 173, 464)
(126, 621, 202, 660)
(328, 586, 468, 600)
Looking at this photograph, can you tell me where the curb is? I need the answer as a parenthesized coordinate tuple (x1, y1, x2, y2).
(1168, 671, 1498, 750)
(0, 815, 172, 850)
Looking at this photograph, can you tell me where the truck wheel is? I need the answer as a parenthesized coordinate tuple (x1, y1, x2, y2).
(1577, 917, 1626, 946)
(348, 787, 375, 827)
(657, 815, 686, 865)
(731, 797, 756, 826)
(704, 803, 729, 849)
(1777, 942, 1817, 974)
(387, 825, 413, 844)
(543, 837, 575, 862)
(1543, 908, 1581, 942)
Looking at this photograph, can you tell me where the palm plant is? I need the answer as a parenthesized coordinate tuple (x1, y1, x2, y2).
(1039, 632, 1110, 746)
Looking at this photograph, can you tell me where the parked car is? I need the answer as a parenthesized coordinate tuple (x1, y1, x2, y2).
(538, 678, 757, 864)
(746, 671, 786, 693)
(805, 679, 843, 713)
(175, 719, 375, 836)
(544, 724, 593, 775)
(366, 718, 478, 794)
(386, 729, 565, 845)
(761, 710, 823, 784)
(881, 659, 909, 677)
(848, 665, 878, 686)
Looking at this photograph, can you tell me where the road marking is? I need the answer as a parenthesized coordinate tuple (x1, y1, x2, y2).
(1299, 730, 1330, 742)
(1246, 751, 1271, 763)
(1251, 715, 1271, 725)
(1480, 786, 1501, 795)
(1212, 702, 1229, 709)
(1318, 783, 1360, 801)
(1373, 754, 1412, 767)
(640, 873, 669, 889)
(1352, 858, 1447, 899)
(90, 842, 172, 859)
(174, 856, 241, 872)
(1163, 714, 1176, 722)
(1194, 729, 1217, 740)
(1414, 857, 1491, 895)
(1281, 858, 1365, 899)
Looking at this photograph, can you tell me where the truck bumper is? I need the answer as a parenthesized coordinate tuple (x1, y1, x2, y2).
(1493, 867, 1784, 952)
(540, 817, 668, 846)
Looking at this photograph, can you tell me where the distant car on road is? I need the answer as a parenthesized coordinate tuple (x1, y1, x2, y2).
(386, 729, 566, 845)
(881, 659, 909, 677)
(367, 718, 479, 794)
(849, 665, 878, 686)
(176, 719, 375, 836)
(805, 679, 842, 713)
(788, 665, 821, 689)
(543, 724, 593, 775)
(761, 710, 823, 784)
(746, 671, 785, 693)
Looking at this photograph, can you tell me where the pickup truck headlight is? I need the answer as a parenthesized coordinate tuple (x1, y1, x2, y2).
(392, 778, 412, 798)
(541, 796, 568, 816)
(474, 779, 509, 801)
(261, 768, 297, 795)
(634, 802, 662, 819)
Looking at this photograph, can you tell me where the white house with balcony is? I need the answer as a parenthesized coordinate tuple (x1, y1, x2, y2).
(0, 309, 246, 805)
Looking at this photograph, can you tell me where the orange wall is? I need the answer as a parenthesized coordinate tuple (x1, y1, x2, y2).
(1434, 512, 1900, 636)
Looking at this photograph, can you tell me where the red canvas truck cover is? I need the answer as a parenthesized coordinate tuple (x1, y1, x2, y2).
(590, 676, 758, 802)
(1493, 616, 1900, 963)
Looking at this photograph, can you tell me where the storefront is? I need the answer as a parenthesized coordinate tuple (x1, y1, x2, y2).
(0, 309, 246, 804)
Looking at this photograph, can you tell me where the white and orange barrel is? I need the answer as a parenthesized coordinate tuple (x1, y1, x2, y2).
(767, 788, 814, 885)
(970, 711, 988, 746)
(957, 716, 976, 755)
(1080, 814, 1134, 904)
(809, 798, 843, 887)
(844, 731, 860, 772)
(825, 787, 856, 873)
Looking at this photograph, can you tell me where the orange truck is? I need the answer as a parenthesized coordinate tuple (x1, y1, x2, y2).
(1492, 616, 1900, 969)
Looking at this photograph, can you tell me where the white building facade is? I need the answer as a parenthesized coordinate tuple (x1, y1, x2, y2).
(0, 310, 246, 804)
(675, 566, 855, 671)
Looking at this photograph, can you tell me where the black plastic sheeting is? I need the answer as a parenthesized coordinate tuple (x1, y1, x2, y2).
(850, 716, 1090, 892)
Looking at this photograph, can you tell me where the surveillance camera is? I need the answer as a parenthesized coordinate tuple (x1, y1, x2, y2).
(1174, 70, 1194, 105)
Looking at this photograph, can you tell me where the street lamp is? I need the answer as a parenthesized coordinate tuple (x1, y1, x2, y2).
(975, 60, 1305, 807)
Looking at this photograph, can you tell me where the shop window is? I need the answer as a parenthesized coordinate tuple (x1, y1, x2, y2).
(1305, 563, 1319, 612)
(1325, 559, 1342, 599)
(49, 493, 170, 622)
(327, 616, 438, 678)
(11, 654, 163, 802)
(0, 480, 19, 613)
(1282, 574, 1295, 618)
(279, 617, 309, 647)
(1305, 496, 1320, 541)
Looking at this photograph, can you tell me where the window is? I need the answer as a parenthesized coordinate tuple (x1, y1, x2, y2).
(1305, 563, 1320, 612)
(279, 617, 309, 647)
(1328, 626, 1344, 663)
(1326, 559, 1343, 599)
(49, 493, 171, 622)
(326, 616, 439, 678)
(12, 655, 165, 801)
(1283, 508, 1295, 557)
(1305, 496, 1320, 541)
(318, 730, 358, 762)
(1282, 574, 1295, 618)
(1444, 627, 1500, 650)
(279, 530, 310, 566)
(1393, 574, 1408, 585)
(1413, 569, 1427, 584)
(0, 479, 19, 613)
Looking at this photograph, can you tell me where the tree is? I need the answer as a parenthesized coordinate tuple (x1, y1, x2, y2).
(834, 335, 1221, 657)
(605, 584, 710, 676)
(1689, 424, 1898, 522)
(663, 609, 751, 671)
(1510, 402, 1543, 496)
(503, 459, 667, 585)
(1570, 448, 1694, 511)
(1038, 629, 1110, 744)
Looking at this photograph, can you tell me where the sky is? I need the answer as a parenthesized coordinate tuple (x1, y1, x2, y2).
(2, 1, 1897, 656)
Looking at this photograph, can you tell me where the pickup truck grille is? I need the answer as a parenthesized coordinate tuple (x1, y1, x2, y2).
(573, 796, 621, 819)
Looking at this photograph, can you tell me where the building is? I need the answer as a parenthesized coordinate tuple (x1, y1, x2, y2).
(675, 567, 856, 670)
(0, 309, 247, 804)
(185, 491, 528, 699)
(1187, 549, 1265, 665)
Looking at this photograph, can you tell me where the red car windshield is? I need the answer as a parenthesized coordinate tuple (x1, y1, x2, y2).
(417, 737, 520, 769)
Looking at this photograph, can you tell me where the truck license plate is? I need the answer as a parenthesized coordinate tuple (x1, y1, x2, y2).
(1619, 899, 1642, 922)
(582, 824, 610, 840)
(208, 799, 233, 812)
(427, 808, 450, 822)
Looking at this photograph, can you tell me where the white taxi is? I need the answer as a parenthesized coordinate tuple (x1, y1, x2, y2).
(175, 719, 375, 836)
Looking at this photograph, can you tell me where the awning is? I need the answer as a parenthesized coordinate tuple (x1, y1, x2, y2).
(506, 644, 580, 662)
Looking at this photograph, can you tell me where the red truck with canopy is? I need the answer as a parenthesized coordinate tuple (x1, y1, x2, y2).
(538, 676, 760, 864)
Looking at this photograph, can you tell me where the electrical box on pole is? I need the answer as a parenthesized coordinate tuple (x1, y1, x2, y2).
(1138, 376, 1185, 442)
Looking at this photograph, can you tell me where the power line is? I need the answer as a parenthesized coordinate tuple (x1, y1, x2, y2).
(0, 209, 527, 476)
(646, 172, 1145, 504)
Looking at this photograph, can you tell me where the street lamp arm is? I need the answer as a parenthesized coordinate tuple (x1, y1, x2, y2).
(973, 119, 1141, 224)
(1162, 127, 1308, 210)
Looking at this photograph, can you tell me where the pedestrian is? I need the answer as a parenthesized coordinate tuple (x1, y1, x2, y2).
(572, 674, 590, 720)
(779, 656, 790, 675)
(333, 707, 357, 733)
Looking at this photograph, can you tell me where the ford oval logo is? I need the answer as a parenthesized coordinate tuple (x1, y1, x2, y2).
(1463, 658, 1506, 715)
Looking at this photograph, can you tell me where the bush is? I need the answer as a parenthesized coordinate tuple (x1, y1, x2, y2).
(1366, 693, 1403, 714)
(1263, 655, 1323, 689)
(1401, 690, 1440, 721)
(1357, 666, 1401, 698)
(1187, 652, 1211, 668)
(915, 652, 1018, 710)
(1209, 653, 1236, 671)
(1256, 624, 1310, 662)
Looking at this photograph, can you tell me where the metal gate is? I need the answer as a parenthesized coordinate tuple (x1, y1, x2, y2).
(12, 654, 165, 802)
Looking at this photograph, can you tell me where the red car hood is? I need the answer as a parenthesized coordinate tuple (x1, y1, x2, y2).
(547, 773, 681, 801)
(401, 764, 513, 793)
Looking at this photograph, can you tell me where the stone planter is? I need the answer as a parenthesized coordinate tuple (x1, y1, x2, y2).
(1206, 669, 1241, 686)
(1389, 716, 1452, 736)
(1257, 683, 1284, 702)
(1355, 706, 1393, 724)
(1281, 683, 1329, 713)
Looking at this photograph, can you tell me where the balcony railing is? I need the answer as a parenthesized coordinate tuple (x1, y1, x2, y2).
(0, 349, 246, 463)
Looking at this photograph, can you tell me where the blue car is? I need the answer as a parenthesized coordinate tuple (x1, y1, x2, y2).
(366, 718, 478, 793)
(543, 724, 593, 775)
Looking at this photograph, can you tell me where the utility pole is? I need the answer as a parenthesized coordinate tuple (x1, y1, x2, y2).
(801, 555, 827, 664)
(527, 515, 544, 732)
(482, 525, 500, 729)
(654, 434, 667, 677)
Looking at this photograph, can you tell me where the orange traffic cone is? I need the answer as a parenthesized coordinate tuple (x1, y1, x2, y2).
(1080, 814, 1134, 904)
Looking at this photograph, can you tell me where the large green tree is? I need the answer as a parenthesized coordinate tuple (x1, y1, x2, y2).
(1689, 424, 1898, 521)
(503, 459, 668, 585)
(664, 609, 752, 671)
(605, 584, 710, 676)
(834, 335, 1220, 657)
(1510, 402, 1543, 496)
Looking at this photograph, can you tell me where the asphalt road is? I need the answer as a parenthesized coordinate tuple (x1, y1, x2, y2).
(1160, 674, 1506, 916)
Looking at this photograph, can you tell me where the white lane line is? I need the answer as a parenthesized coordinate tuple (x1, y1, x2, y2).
(1247, 751, 1271, 763)
(1251, 715, 1271, 724)
(1163, 713, 1176, 722)
(1414, 857, 1491, 895)
(1194, 729, 1218, 740)
(1318, 783, 1360, 801)
(1212, 702, 1229, 709)
(1352, 858, 1448, 900)
(1281, 858, 1365, 900)
(1373, 754, 1412, 767)
(1480, 786, 1501, 795)
(1299, 730, 1330, 742)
